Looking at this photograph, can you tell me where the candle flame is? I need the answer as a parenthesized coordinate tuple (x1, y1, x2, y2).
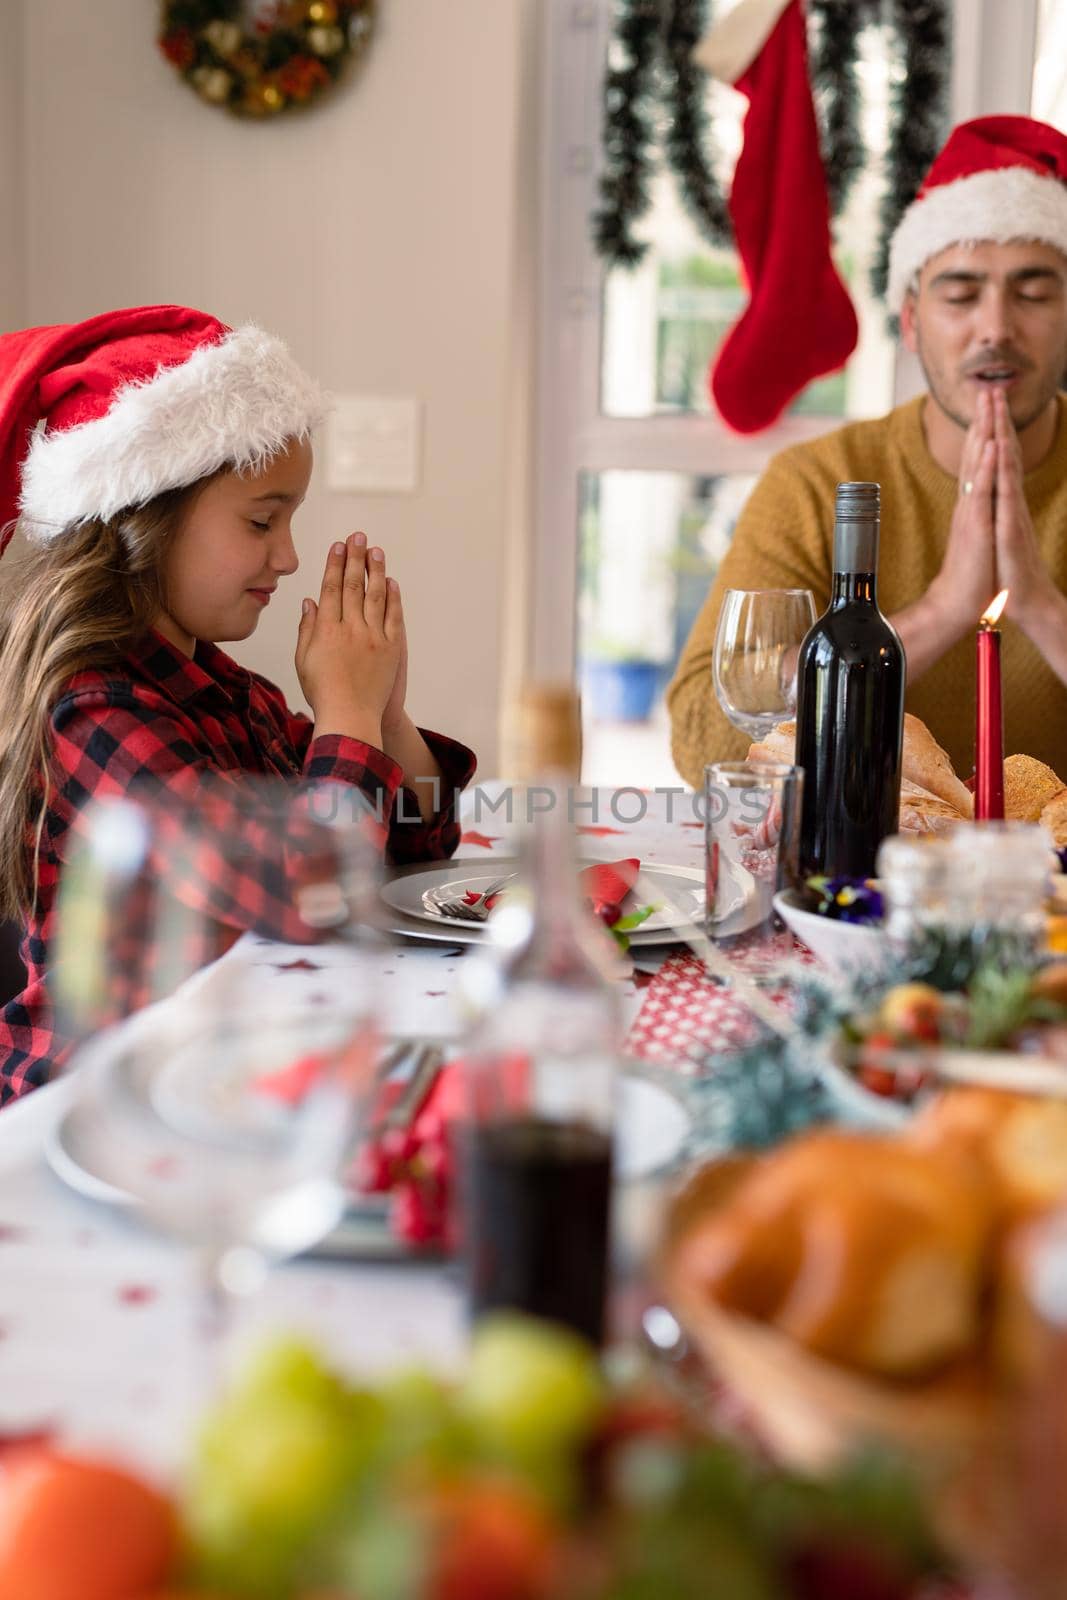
(980, 589, 1009, 627)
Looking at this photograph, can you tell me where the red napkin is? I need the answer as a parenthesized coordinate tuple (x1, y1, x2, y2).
(580, 857, 640, 903)
(460, 858, 642, 920)
(356, 1053, 530, 1248)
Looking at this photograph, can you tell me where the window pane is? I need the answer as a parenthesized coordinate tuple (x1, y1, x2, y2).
(600, 21, 894, 422)
(1032, 0, 1067, 121)
(578, 469, 757, 786)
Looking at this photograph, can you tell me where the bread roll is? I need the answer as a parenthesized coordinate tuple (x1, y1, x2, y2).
(899, 781, 968, 836)
(684, 1129, 991, 1377)
(748, 715, 971, 828)
(911, 1088, 1067, 1221)
(902, 714, 974, 818)
(1041, 788, 1067, 848)
(1003, 755, 1065, 823)
(747, 722, 796, 768)
(669, 1197, 803, 1323)
(991, 1217, 1059, 1385)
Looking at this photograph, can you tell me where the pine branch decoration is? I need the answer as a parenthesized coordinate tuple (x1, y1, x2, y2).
(662, 0, 733, 247)
(592, 0, 664, 267)
(591, 0, 952, 308)
(871, 0, 953, 301)
(807, 0, 868, 218)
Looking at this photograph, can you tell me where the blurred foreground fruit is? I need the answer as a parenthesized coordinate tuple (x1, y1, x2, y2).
(878, 983, 943, 1041)
(0, 1447, 177, 1600)
(420, 1477, 556, 1600)
(461, 1315, 604, 1462)
(185, 1340, 385, 1595)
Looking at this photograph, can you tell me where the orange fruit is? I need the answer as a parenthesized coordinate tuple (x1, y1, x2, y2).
(0, 1448, 178, 1600)
(427, 1477, 556, 1600)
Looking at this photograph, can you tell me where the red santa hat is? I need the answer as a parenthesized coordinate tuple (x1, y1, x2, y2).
(0, 304, 327, 556)
(887, 114, 1067, 313)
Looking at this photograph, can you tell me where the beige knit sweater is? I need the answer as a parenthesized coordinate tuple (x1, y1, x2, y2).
(667, 395, 1067, 787)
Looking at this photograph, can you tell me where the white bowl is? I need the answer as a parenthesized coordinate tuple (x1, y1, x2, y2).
(774, 888, 889, 976)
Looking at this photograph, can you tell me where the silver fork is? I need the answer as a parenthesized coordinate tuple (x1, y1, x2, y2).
(424, 876, 514, 922)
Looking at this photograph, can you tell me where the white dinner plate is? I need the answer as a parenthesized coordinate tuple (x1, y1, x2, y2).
(45, 1062, 690, 1218)
(381, 860, 719, 946)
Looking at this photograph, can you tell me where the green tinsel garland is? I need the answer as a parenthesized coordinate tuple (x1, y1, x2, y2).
(871, 0, 953, 302)
(683, 1028, 835, 1153)
(592, 0, 663, 266)
(593, 0, 951, 307)
(807, 0, 875, 217)
(662, 0, 732, 248)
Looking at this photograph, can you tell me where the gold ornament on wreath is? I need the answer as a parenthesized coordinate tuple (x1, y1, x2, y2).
(158, 0, 375, 118)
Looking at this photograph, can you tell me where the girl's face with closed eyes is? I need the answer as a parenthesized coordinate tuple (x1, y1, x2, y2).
(154, 436, 313, 656)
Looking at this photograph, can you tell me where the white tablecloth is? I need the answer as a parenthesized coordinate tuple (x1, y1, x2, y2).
(0, 785, 706, 1476)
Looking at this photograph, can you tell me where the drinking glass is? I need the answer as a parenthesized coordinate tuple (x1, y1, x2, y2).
(712, 588, 817, 740)
(704, 760, 804, 970)
(877, 823, 1050, 981)
(69, 1000, 375, 1291)
(54, 779, 384, 1373)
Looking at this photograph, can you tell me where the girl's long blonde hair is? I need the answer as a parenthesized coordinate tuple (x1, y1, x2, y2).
(0, 484, 206, 920)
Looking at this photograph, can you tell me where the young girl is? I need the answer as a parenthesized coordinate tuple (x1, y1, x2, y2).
(0, 305, 475, 1103)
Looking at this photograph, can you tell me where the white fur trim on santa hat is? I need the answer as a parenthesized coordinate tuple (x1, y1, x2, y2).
(19, 324, 328, 539)
(888, 165, 1067, 312)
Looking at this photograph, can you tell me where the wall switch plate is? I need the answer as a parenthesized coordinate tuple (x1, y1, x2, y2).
(326, 395, 421, 494)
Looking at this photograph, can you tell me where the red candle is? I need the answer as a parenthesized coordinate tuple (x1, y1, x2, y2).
(975, 588, 1008, 821)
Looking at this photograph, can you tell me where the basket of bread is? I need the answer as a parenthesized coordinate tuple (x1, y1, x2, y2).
(749, 711, 1067, 840)
(659, 1086, 1067, 1563)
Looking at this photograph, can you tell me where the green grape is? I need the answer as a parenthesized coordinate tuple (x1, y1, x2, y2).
(185, 1343, 388, 1596)
(376, 1367, 476, 1473)
(233, 1336, 349, 1409)
(461, 1314, 605, 1462)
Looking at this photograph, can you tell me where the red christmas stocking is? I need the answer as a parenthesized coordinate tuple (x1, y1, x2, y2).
(700, 0, 858, 434)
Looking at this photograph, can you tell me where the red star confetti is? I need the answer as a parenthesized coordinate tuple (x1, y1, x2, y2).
(273, 957, 322, 973)
(576, 825, 625, 837)
(252, 1052, 326, 1106)
(146, 1156, 182, 1181)
(117, 1284, 158, 1307)
(460, 831, 500, 849)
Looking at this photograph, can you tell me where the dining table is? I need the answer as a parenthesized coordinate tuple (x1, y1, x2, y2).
(0, 781, 717, 1480)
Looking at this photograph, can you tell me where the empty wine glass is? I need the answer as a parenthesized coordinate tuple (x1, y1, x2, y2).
(69, 995, 375, 1286)
(712, 588, 817, 741)
(53, 779, 385, 1380)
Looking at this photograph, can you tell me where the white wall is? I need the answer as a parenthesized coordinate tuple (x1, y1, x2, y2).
(0, 0, 24, 323)
(6, 0, 538, 772)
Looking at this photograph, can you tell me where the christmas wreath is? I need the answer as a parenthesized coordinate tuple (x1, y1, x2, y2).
(158, 0, 375, 118)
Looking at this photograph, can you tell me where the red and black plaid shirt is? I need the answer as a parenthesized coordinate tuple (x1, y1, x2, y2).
(0, 629, 475, 1104)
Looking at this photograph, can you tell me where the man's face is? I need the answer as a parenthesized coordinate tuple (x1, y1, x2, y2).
(901, 240, 1067, 433)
